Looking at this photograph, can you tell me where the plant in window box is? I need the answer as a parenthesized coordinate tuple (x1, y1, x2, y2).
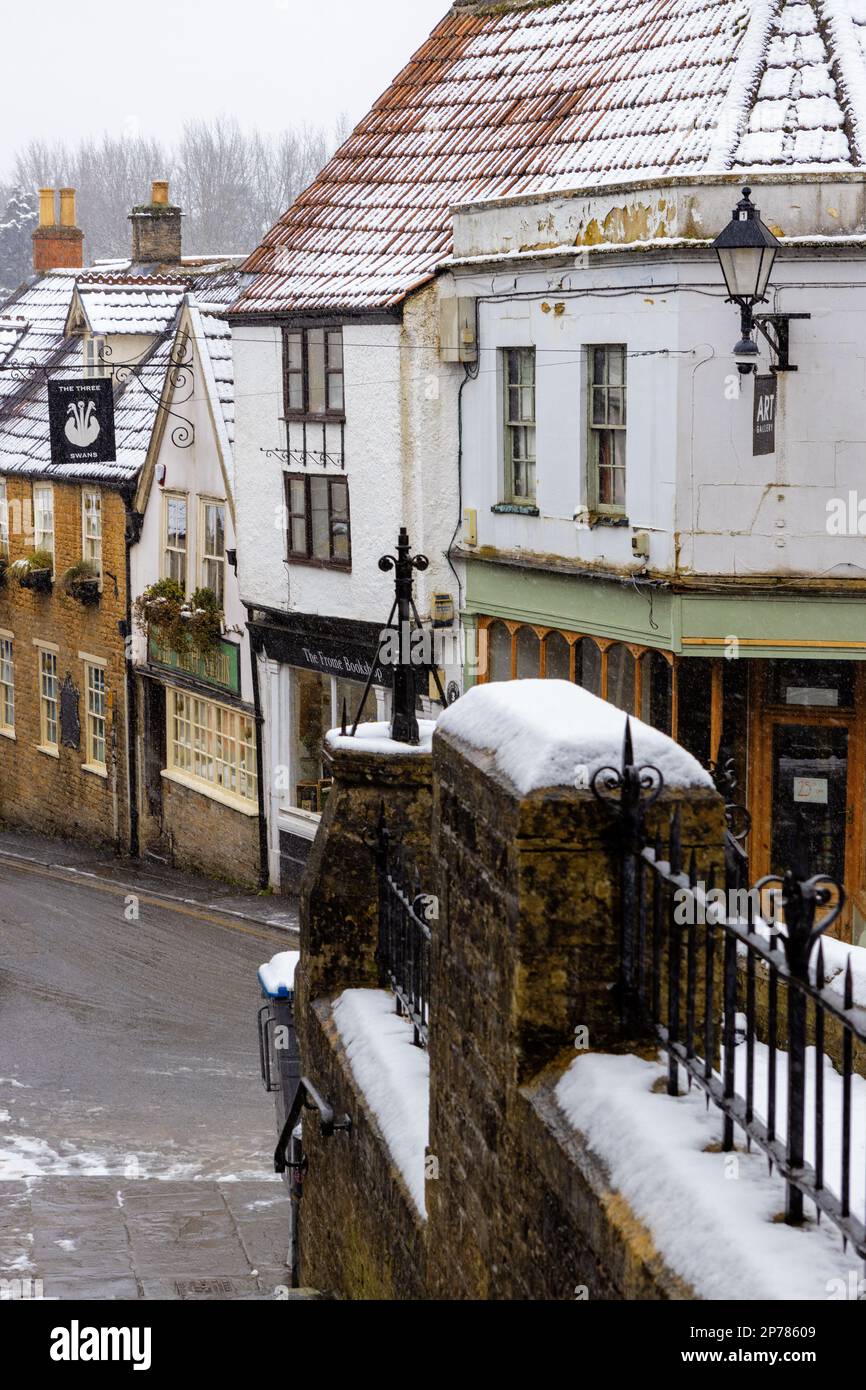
(60, 559, 100, 605)
(186, 587, 223, 657)
(10, 549, 54, 593)
(133, 580, 222, 658)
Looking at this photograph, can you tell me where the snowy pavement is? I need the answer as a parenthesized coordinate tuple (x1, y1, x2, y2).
(0, 842, 295, 1299)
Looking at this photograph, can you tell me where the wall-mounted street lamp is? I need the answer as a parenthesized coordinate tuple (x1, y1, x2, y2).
(713, 187, 809, 375)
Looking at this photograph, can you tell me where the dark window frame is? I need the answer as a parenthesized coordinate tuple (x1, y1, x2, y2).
(284, 472, 352, 570)
(282, 327, 345, 422)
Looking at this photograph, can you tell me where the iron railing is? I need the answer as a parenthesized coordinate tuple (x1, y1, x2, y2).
(595, 718, 866, 1256)
(376, 807, 433, 1048)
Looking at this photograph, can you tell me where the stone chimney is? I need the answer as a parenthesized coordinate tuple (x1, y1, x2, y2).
(32, 187, 84, 272)
(130, 180, 182, 264)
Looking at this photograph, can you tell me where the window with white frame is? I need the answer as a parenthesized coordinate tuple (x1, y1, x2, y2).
(199, 499, 226, 608)
(33, 485, 54, 566)
(503, 348, 536, 503)
(0, 478, 8, 559)
(38, 648, 58, 749)
(83, 336, 106, 379)
(84, 662, 107, 769)
(82, 489, 102, 573)
(163, 493, 188, 589)
(167, 689, 257, 807)
(588, 345, 627, 515)
(0, 638, 13, 733)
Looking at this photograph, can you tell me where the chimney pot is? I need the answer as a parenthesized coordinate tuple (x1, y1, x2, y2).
(38, 188, 56, 228)
(33, 186, 83, 272)
(59, 188, 77, 228)
(130, 180, 182, 264)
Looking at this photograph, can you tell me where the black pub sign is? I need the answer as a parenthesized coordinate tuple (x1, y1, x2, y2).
(48, 378, 116, 466)
(753, 374, 777, 456)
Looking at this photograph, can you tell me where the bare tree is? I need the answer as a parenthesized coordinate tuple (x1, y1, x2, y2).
(8, 116, 346, 263)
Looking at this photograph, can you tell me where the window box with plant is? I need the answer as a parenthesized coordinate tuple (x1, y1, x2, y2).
(11, 550, 54, 593)
(61, 559, 100, 606)
(134, 578, 223, 658)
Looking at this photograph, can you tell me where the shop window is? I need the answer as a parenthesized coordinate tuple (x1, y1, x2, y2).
(646, 651, 673, 736)
(290, 668, 378, 814)
(607, 644, 635, 715)
(516, 626, 540, 679)
(285, 474, 351, 569)
(487, 622, 513, 682)
(284, 327, 344, 419)
(579, 638, 603, 697)
(676, 660, 714, 767)
(766, 659, 855, 711)
(545, 630, 571, 681)
(168, 689, 257, 807)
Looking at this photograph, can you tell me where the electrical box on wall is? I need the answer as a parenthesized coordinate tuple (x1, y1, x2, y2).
(463, 508, 478, 547)
(440, 297, 478, 363)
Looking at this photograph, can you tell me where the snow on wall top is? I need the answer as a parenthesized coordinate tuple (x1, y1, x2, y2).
(233, 0, 866, 318)
(436, 680, 714, 797)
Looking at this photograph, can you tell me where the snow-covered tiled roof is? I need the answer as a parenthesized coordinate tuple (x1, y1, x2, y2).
(197, 311, 234, 444)
(232, 0, 866, 317)
(73, 279, 187, 335)
(0, 264, 244, 484)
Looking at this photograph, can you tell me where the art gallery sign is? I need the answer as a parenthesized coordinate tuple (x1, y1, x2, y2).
(48, 379, 116, 466)
(753, 375, 777, 456)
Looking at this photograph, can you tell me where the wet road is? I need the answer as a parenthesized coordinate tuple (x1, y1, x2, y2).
(0, 851, 298, 1299)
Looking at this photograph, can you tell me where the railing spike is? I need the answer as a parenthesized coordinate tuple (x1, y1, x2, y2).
(623, 716, 634, 771)
(340, 698, 348, 737)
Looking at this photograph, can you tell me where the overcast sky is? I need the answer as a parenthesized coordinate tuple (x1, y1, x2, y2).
(0, 0, 448, 176)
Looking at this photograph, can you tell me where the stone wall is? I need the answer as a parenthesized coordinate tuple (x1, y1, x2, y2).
(295, 711, 726, 1301)
(0, 481, 131, 852)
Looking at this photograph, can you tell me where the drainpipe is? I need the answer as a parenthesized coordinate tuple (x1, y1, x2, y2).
(248, 613, 271, 892)
(123, 498, 143, 859)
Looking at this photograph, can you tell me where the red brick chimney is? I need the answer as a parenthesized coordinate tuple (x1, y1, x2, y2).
(32, 188, 84, 272)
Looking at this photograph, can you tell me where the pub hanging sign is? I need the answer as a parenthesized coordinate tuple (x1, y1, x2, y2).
(753, 374, 777, 457)
(48, 378, 116, 466)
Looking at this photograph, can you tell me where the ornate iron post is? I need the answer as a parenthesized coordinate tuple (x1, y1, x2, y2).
(378, 527, 430, 746)
(592, 717, 664, 1034)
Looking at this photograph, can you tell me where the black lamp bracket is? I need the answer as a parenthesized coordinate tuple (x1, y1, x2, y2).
(752, 312, 811, 373)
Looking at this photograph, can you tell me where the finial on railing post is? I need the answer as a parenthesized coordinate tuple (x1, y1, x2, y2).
(378, 526, 429, 746)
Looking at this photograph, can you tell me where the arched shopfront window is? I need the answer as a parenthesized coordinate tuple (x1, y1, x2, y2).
(579, 638, 602, 697)
(516, 626, 540, 679)
(606, 644, 636, 715)
(487, 621, 512, 682)
(544, 630, 571, 681)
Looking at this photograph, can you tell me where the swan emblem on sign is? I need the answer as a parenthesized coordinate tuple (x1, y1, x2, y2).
(64, 399, 100, 448)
